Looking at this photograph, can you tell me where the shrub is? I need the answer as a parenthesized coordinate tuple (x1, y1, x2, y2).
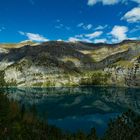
(80, 71, 111, 86)
(0, 71, 6, 87)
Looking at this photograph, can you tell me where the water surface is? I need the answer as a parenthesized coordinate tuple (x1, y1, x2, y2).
(1, 86, 140, 135)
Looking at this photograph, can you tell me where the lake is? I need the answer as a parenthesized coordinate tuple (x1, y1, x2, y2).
(1, 86, 140, 136)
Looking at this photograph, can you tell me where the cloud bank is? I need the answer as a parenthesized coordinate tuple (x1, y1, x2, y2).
(122, 7, 140, 23)
(19, 31, 49, 42)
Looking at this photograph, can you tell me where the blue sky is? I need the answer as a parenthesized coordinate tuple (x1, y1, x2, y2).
(0, 0, 140, 43)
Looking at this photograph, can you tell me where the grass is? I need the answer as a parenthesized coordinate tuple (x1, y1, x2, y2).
(112, 60, 134, 68)
(79, 45, 129, 62)
(0, 41, 36, 49)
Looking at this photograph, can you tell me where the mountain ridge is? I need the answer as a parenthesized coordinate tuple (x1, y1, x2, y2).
(0, 40, 140, 87)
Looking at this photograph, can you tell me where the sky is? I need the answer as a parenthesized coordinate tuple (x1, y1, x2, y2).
(0, 0, 140, 43)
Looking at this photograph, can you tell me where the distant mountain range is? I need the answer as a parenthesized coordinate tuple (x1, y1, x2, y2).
(0, 40, 140, 87)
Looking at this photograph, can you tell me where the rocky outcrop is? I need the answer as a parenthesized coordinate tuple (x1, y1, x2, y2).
(104, 56, 140, 87)
(125, 57, 140, 86)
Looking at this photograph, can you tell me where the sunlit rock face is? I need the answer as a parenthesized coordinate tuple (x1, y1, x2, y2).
(0, 40, 140, 87)
(104, 56, 140, 87)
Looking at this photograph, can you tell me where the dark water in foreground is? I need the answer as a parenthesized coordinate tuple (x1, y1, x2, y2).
(1, 86, 140, 136)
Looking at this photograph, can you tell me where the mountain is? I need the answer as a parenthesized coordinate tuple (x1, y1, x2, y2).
(0, 40, 140, 87)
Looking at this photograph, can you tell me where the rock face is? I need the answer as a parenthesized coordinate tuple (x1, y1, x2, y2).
(0, 40, 140, 87)
(104, 60, 140, 87)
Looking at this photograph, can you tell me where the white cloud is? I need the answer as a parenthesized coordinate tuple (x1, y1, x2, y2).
(77, 23, 84, 27)
(95, 25, 108, 30)
(130, 25, 140, 33)
(68, 31, 103, 43)
(122, 7, 140, 23)
(55, 23, 70, 30)
(57, 39, 63, 41)
(19, 31, 25, 35)
(75, 34, 84, 38)
(85, 24, 93, 30)
(85, 31, 103, 39)
(110, 26, 128, 42)
(88, 0, 97, 5)
(77, 23, 93, 30)
(87, 0, 120, 6)
(87, 0, 140, 6)
(68, 37, 80, 42)
(94, 38, 107, 43)
(68, 37, 92, 43)
(19, 31, 49, 42)
(131, 0, 140, 4)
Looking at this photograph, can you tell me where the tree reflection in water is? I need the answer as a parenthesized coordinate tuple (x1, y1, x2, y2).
(0, 89, 140, 140)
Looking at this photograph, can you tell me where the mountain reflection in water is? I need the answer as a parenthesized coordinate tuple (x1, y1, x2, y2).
(1, 86, 140, 135)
